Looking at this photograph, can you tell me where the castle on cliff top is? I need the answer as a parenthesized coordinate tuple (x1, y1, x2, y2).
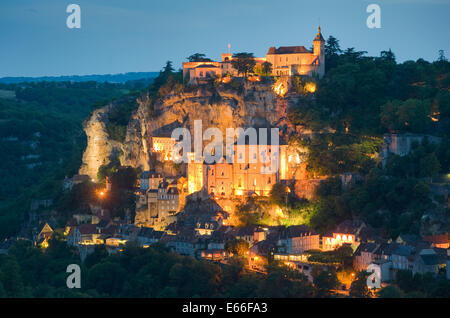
(183, 26, 325, 82)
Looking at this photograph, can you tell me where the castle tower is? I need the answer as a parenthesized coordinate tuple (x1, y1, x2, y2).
(313, 26, 325, 77)
(313, 25, 325, 57)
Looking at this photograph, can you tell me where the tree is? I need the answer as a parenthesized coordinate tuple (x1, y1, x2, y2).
(257, 263, 315, 297)
(187, 53, 212, 62)
(261, 61, 273, 76)
(225, 239, 249, 256)
(231, 53, 256, 77)
(335, 245, 354, 268)
(395, 270, 416, 292)
(377, 285, 404, 298)
(269, 183, 289, 207)
(324, 35, 342, 71)
(313, 270, 339, 297)
(380, 99, 431, 132)
(380, 49, 396, 63)
(110, 166, 138, 190)
(342, 48, 367, 62)
(437, 50, 447, 62)
(88, 261, 127, 295)
(349, 271, 372, 298)
(419, 152, 440, 179)
(325, 36, 342, 57)
(162, 61, 175, 74)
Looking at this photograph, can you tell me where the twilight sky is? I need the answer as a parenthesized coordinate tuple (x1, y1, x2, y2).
(0, 0, 449, 77)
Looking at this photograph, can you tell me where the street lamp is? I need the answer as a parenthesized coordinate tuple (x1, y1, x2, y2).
(285, 187, 291, 212)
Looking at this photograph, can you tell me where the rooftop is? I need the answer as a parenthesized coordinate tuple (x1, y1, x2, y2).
(267, 46, 311, 55)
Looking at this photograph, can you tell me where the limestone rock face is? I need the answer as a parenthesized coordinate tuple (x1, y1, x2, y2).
(79, 104, 122, 181)
(80, 80, 299, 180)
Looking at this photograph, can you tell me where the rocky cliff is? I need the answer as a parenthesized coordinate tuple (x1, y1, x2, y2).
(79, 79, 300, 180)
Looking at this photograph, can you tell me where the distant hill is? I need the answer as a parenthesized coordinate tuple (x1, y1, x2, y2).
(0, 72, 159, 84)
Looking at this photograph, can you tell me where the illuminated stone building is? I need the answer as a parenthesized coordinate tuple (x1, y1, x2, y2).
(187, 152, 206, 194)
(134, 180, 180, 229)
(321, 220, 365, 251)
(139, 171, 163, 190)
(182, 26, 325, 82)
(205, 142, 289, 197)
(151, 136, 176, 161)
(275, 225, 320, 254)
(322, 232, 356, 251)
(266, 26, 325, 77)
(186, 137, 308, 200)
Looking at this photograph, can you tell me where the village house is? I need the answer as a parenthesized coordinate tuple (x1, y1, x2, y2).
(139, 171, 163, 190)
(166, 231, 208, 258)
(206, 226, 235, 250)
(136, 227, 165, 247)
(194, 220, 220, 236)
(200, 249, 227, 261)
(231, 225, 261, 246)
(413, 248, 447, 276)
(391, 245, 415, 271)
(35, 223, 54, 248)
(135, 179, 181, 229)
(275, 225, 320, 254)
(353, 242, 378, 272)
(321, 220, 366, 251)
(249, 237, 277, 272)
(117, 224, 141, 241)
(423, 233, 450, 249)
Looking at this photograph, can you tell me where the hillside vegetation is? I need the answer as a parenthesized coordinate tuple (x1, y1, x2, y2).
(0, 80, 151, 238)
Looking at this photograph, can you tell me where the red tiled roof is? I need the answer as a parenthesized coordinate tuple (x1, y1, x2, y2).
(267, 46, 311, 55)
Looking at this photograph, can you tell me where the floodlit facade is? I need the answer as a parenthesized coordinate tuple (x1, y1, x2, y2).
(182, 26, 325, 82)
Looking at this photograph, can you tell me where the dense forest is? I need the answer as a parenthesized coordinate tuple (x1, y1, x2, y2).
(1, 237, 449, 298)
(0, 80, 151, 238)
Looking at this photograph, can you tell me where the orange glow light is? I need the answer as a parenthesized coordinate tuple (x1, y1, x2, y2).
(304, 82, 316, 93)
